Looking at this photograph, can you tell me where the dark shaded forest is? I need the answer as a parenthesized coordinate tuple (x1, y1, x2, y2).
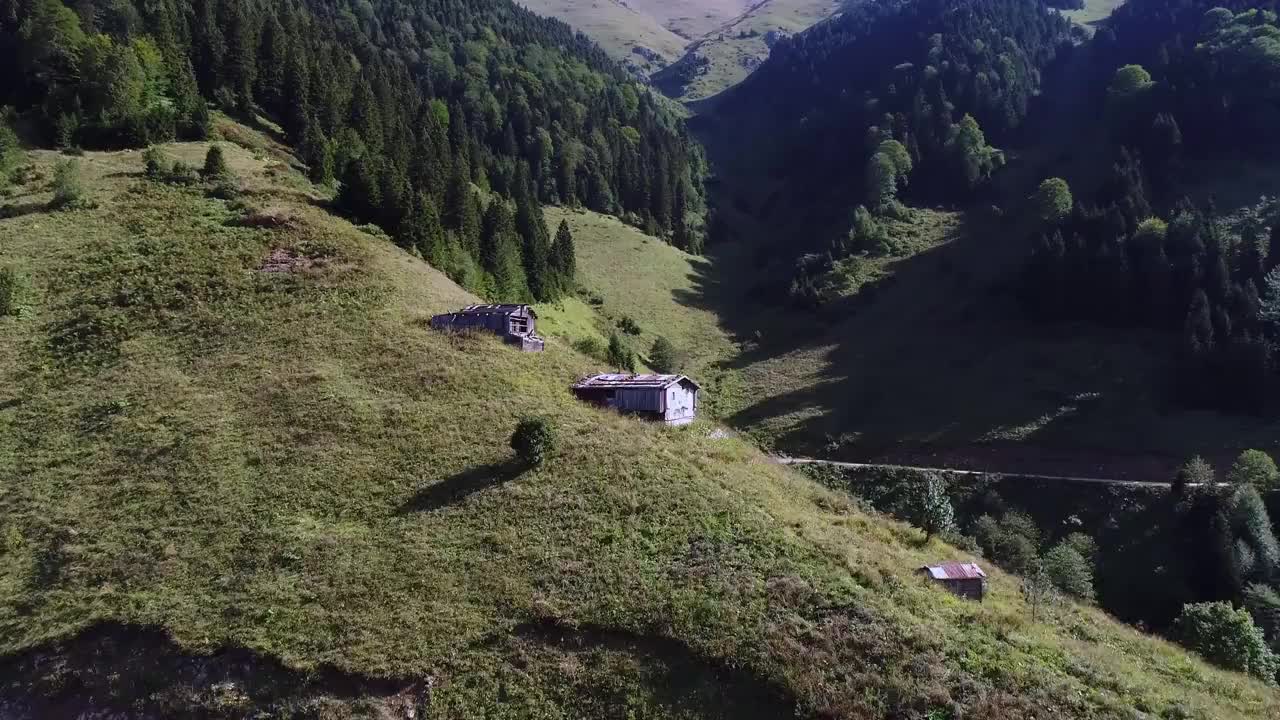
(0, 0, 708, 301)
(1023, 2, 1280, 416)
(703, 0, 1070, 303)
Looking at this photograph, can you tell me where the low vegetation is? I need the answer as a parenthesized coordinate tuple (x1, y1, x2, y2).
(1, 134, 1275, 717)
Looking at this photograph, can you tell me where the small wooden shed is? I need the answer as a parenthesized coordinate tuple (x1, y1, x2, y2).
(571, 374, 701, 426)
(919, 562, 987, 602)
(430, 304, 545, 352)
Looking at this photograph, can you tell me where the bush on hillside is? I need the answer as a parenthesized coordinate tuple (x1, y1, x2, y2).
(648, 336, 679, 374)
(511, 416, 556, 467)
(0, 267, 25, 317)
(973, 512, 1040, 574)
(617, 315, 642, 335)
(1175, 601, 1279, 682)
(202, 144, 228, 179)
(168, 161, 199, 185)
(1044, 542, 1095, 602)
(1035, 177, 1072, 222)
(607, 332, 636, 373)
(50, 159, 83, 208)
(1228, 450, 1279, 490)
(1173, 455, 1216, 494)
(143, 146, 167, 179)
(572, 336, 609, 363)
(909, 471, 954, 542)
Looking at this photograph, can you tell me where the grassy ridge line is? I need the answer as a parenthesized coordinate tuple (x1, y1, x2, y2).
(0, 138, 1274, 716)
(515, 0, 688, 69)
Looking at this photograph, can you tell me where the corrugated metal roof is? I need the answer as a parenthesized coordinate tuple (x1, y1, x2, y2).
(572, 373, 700, 390)
(455, 304, 537, 317)
(921, 562, 986, 580)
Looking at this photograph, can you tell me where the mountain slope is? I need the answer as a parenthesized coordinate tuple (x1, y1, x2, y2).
(1, 130, 1276, 717)
(514, 0, 688, 74)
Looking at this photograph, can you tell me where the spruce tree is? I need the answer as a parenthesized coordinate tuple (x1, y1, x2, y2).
(550, 219, 576, 289)
(303, 122, 333, 185)
(224, 0, 257, 113)
(514, 163, 553, 301)
(481, 199, 528, 302)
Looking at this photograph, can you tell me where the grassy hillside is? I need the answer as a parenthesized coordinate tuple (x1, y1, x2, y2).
(670, 0, 845, 101)
(515, 0, 688, 72)
(0, 133, 1277, 717)
(535, 207, 736, 373)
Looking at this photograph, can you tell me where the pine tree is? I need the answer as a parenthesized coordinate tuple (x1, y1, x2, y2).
(550, 219, 576, 290)
(606, 332, 635, 372)
(481, 199, 528, 302)
(336, 154, 382, 225)
(224, 0, 257, 113)
(281, 47, 310, 145)
(514, 163, 553, 301)
(1184, 289, 1215, 356)
(402, 192, 446, 265)
(191, 0, 225, 95)
(302, 122, 333, 185)
(255, 12, 288, 116)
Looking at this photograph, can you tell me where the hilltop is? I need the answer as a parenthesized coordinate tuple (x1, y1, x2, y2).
(1, 122, 1275, 716)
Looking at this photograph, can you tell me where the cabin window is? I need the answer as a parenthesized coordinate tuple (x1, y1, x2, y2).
(509, 316, 529, 334)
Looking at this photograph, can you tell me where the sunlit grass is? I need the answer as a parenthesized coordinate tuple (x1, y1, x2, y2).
(0, 126, 1275, 717)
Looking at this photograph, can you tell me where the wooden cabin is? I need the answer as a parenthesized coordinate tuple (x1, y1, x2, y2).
(919, 562, 987, 602)
(430, 304, 545, 352)
(571, 374, 701, 426)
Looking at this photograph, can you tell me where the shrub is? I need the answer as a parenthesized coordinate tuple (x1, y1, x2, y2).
(648, 336, 679, 373)
(909, 471, 954, 542)
(202, 144, 229, 179)
(607, 332, 636, 372)
(617, 315, 642, 335)
(167, 161, 199, 185)
(1035, 177, 1072, 223)
(973, 512, 1040, 574)
(1227, 450, 1279, 490)
(50, 159, 83, 208)
(572, 336, 608, 363)
(1175, 601, 1279, 681)
(207, 173, 242, 200)
(1022, 560, 1058, 620)
(510, 416, 556, 467)
(1173, 455, 1216, 494)
(0, 267, 24, 317)
(143, 146, 168, 178)
(1044, 542, 1095, 602)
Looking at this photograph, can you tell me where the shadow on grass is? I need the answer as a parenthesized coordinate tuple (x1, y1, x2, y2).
(0, 201, 49, 219)
(399, 459, 527, 513)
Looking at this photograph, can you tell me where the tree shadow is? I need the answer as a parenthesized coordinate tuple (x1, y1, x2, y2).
(398, 459, 526, 513)
(0, 201, 50, 220)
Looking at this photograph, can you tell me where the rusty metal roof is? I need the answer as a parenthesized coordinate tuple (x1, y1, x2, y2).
(571, 373, 701, 391)
(920, 562, 986, 581)
(453, 304, 537, 317)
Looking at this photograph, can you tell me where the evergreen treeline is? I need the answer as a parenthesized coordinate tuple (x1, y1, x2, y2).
(0, 0, 708, 301)
(709, 0, 1069, 299)
(1023, 5, 1280, 415)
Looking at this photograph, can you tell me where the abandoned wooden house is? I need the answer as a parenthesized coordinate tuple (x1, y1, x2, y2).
(429, 304, 545, 352)
(571, 374, 701, 426)
(919, 562, 987, 601)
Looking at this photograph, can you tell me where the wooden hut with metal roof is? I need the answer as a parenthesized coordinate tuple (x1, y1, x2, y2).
(919, 562, 987, 601)
(571, 374, 700, 426)
(430, 304, 545, 352)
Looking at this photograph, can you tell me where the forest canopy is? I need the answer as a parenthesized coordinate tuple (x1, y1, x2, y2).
(0, 0, 709, 301)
